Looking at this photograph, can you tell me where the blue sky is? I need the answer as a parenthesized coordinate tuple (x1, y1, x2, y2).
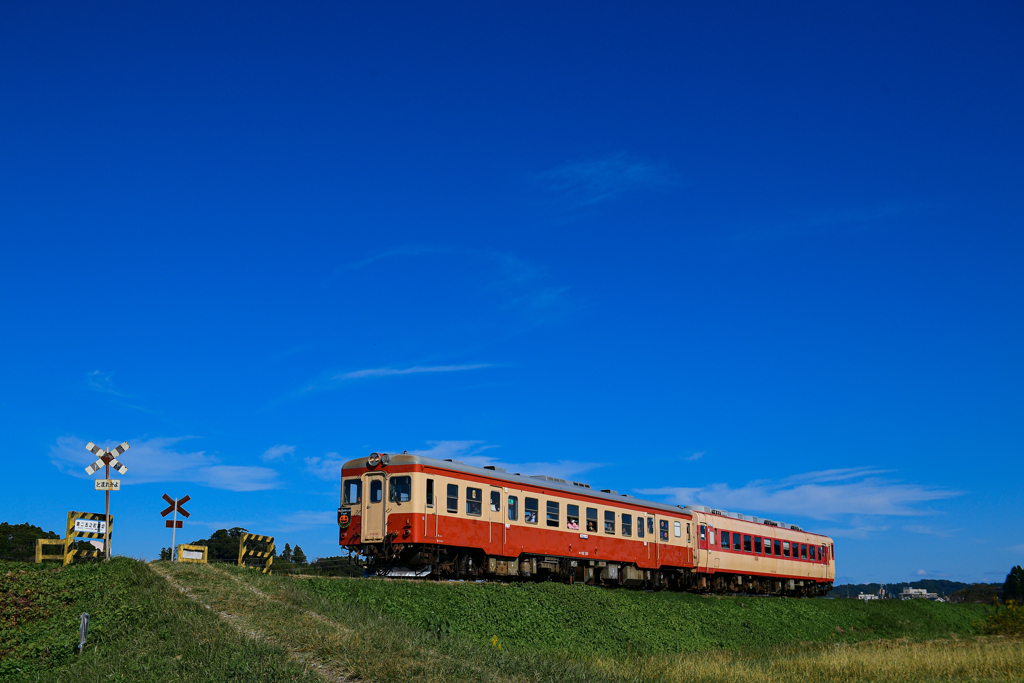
(1, 2, 1021, 583)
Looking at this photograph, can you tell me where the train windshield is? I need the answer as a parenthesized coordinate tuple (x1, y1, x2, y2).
(343, 479, 362, 504)
(388, 476, 411, 502)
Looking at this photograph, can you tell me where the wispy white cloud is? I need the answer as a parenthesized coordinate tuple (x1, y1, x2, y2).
(86, 370, 127, 396)
(731, 200, 930, 243)
(409, 440, 606, 483)
(913, 569, 952, 578)
(304, 452, 347, 481)
(684, 451, 706, 462)
(535, 153, 678, 208)
(335, 364, 492, 382)
(50, 436, 281, 492)
(819, 525, 891, 540)
(261, 444, 296, 462)
(904, 524, 961, 537)
(637, 467, 961, 521)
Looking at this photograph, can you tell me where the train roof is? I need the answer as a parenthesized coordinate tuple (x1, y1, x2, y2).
(341, 453, 829, 539)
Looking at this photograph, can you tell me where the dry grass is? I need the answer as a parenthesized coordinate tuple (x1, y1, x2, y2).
(596, 637, 1024, 683)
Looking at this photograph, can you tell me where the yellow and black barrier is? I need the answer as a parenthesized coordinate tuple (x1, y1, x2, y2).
(176, 543, 208, 563)
(237, 533, 274, 574)
(64, 511, 112, 566)
(35, 538, 64, 563)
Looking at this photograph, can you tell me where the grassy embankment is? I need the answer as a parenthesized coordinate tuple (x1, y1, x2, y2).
(0, 558, 320, 682)
(299, 576, 991, 654)
(5, 558, 1023, 682)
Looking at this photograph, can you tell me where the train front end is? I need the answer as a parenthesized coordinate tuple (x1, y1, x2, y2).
(338, 452, 430, 576)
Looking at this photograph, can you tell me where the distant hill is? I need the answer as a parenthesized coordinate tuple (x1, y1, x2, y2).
(833, 579, 1002, 601)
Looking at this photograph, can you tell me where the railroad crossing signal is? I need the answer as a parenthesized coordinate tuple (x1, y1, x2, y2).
(83, 440, 130, 561)
(161, 494, 190, 518)
(161, 494, 191, 561)
(84, 441, 130, 475)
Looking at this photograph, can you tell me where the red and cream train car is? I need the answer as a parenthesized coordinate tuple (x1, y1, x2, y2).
(339, 453, 834, 595)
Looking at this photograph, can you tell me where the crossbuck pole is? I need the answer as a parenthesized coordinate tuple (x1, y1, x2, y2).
(104, 462, 110, 560)
(171, 501, 178, 561)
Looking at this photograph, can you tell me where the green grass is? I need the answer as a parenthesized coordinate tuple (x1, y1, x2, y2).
(1, 558, 320, 682)
(8, 560, 1020, 683)
(297, 576, 991, 656)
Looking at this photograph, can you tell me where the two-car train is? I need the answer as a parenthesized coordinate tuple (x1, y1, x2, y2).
(338, 453, 834, 596)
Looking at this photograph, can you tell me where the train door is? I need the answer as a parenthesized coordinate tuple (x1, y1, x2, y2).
(362, 472, 386, 542)
(424, 477, 437, 539)
(488, 486, 504, 555)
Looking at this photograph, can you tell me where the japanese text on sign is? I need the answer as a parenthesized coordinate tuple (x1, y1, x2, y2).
(74, 519, 107, 534)
(94, 479, 121, 491)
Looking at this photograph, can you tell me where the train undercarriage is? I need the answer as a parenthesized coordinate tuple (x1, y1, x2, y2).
(352, 541, 833, 597)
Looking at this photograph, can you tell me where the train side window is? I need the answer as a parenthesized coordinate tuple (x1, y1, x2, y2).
(801, 544, 808, 560)
(546, 501, 560, 527)
(660, 519, 669, 541)
(808, 545, 815, 561)
(466, 488, 483, 516)
(687, 523, 691, 543)
(637, 516, 645, 538)
(822, 545, 828, 562)
(648, 517, 655, 536)
(743, 534, 751, 552)
(700, 525, 707, 542)
(764, 537, 771, 554)
(586, 507, 598, 532)
(525, 497, 539, 524)
(490, 490, 501, 512)
(605, 510, 616, 534)
(733, 532, 741, 551)
(370, 479, 383, 503)
(507, 496, 518, 521)
(783, 541, 790, 557)
(674, 521, 681, 538)
(447, 484, 458, 513)
(343, 479, 362, 504)
(426, 479, 434, 508)
(774, 540, 782, 556)
(389, 476, 412, 503)
(622, 513, 632, 537)
(567, 504, 580, 530)
(720, 531, 730, 549)
(754, 537, 762, 553)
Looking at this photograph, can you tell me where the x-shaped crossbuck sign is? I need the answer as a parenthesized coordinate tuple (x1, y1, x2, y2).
(84, 441, 130, 476)
(161, 494, 191, 518)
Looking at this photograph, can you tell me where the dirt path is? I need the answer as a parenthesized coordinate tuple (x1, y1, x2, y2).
(151, 562, 361, 683)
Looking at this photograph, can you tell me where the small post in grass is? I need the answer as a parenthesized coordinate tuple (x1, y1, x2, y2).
(78, 613, 89, 654)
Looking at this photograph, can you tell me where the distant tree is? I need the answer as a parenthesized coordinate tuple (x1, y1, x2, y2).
(292, 545, 307, 565)
(1005, 566, 1024, 603)
(189, 527, 249, 561)
(0, 522, 61, 562)
(281, 543, 293, 562)
(159, 547, 172, 561)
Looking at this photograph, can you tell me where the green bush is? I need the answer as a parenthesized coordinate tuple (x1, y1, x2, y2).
(977, 600, 1024, 636)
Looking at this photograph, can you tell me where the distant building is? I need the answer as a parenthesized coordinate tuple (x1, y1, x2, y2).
(857, 592, 879, 601)
(900, 587, 940, 600)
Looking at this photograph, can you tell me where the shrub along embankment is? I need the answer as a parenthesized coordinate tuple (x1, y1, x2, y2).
(299, 578, 990, 655)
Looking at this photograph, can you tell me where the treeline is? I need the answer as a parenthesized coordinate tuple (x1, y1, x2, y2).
(835, 568, 1024, 604)
(0, 522, 96, 562)
(158, 527, 362, 576)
